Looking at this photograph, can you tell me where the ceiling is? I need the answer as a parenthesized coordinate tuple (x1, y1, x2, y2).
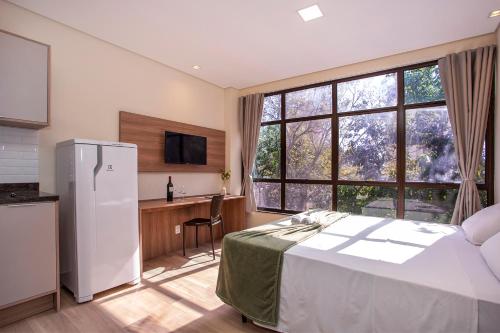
(8, 0, 500, 89)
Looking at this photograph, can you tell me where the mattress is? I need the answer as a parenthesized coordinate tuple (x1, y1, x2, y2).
(266, 215, 500, 333)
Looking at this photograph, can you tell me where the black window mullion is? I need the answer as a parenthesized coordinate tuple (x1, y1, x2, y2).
(284, 113, 332, 123)
(337, 106, 398, 117)
(396, 69, 405, 219)
(485, 81, 495, 206)
(261, 120, 281, 126)
(403, 100, 446, 110)
(253, 178, 281, 183)
(255, 60, 493, 215)
(332, 83, 338, 211)
(284, 179, 332, 185)
(280, 93, 286, 210)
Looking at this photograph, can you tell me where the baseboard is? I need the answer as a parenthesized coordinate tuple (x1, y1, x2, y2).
(0, 293, 55, 327)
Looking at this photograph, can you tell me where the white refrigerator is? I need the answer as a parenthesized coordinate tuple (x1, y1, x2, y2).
(56, 139, 140, 303)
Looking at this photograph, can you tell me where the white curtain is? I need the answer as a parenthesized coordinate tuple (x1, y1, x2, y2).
(438, 46, 495, 225)
(239, 94, 264, 213)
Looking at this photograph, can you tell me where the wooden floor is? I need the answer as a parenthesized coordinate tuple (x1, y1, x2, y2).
(0, 243, 268, 333)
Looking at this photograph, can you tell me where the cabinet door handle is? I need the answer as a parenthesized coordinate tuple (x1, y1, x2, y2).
(5, 203, 37, 208)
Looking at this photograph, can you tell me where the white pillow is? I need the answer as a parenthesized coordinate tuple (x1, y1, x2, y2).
(461, 203, 500, 245)
(480, 231, 500, 281)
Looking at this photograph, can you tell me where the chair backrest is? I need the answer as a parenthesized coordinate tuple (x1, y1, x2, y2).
(210, 194, 225, 222)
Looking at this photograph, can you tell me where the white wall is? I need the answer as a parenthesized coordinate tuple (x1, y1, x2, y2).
(0, 0, 234, 199)
(224, 87, 242, 195)
(240, 34, 496, 96)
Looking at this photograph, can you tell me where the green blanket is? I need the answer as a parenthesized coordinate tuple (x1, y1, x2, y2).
(216, 211, 348, 326)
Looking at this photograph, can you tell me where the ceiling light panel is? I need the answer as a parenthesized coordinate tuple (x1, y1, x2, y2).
(298, 4, 323, 22)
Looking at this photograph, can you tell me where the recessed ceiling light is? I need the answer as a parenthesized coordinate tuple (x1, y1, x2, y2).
(489, 9, 500, 18)
(298, 4, 323, 22)
(192, 65, 201, 70)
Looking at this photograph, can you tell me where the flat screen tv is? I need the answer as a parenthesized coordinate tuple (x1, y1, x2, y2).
(164, 131, 207, 165)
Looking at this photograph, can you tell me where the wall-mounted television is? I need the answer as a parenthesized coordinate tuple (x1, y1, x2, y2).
(164, 131, 207, 165)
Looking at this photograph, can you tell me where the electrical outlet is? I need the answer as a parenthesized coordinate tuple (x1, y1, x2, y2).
(175, 225, 181, 234)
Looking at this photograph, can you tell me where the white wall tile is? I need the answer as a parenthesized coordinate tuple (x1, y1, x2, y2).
(0, 126, 39, 183)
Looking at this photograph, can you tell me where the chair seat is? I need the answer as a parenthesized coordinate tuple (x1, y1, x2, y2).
(184, 218, 211, 226)
(183, 194, 225, 260)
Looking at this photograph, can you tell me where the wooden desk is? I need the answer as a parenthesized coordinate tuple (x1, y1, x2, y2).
(139, 195, 246, 262)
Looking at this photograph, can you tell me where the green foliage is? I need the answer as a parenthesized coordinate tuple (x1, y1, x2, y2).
(337, 73, 397, 112)
(286, 86, 332, 118)
(339, 113, 396, 181)
(262, 95, 281, 122)
(406, 106, 460, 182)
(286, 120, 331, 180)
(220, 169, 231, 181)
(254, 125, 280, 179)
(404, 66, 445, 104)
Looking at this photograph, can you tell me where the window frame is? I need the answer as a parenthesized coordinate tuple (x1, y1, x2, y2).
(253, 60, 495, 218)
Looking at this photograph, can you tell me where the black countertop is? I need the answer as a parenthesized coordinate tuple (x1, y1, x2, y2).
(0, 183, 59, 205)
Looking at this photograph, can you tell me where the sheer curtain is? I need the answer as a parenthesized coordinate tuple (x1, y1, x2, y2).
(438, 46, 495, 225)
(239, 94, 264, 212)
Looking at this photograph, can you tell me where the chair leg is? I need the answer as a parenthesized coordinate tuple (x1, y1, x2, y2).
(221, 217, 225, 236)
(182, 224, 186, 257)
(209, 224, 215, 260)
(195, 225, 199, 248)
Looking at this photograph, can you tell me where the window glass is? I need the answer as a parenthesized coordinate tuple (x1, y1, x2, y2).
(252, 63, 491, 218)
(254, 183, 281, 209)
(477, 143, 486, 184)
(285, 184, 332, 211)
(406, 106, 460, 183)
(337, 73, 397, 112)
(286, 119, 331, 180)
(337, 185, 397, 218)
(339, 112, 397, 181)
(285, 85, 332, 119)
(404, 188, 458, 223)
(254, 125, 280, 179)
(404, 65, 445, 104)
(479, 190, 488, 208)
(262, 95, 281, 122)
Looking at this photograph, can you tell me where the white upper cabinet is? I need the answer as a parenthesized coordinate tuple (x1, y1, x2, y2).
(0, 30, 49, 129)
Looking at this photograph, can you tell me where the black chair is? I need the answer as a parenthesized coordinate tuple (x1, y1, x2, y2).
(182, 194, 225, 259)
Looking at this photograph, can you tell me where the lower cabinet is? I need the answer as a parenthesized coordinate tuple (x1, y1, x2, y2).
(0, 201, 59, 326)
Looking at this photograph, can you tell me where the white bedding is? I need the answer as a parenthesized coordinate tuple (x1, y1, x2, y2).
(265, 215, 500, 333)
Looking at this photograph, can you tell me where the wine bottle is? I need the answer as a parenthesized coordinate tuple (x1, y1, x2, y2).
(167, 176, 174, 202)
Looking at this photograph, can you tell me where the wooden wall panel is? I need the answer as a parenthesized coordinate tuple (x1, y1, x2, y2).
(119, 111, 225, 172)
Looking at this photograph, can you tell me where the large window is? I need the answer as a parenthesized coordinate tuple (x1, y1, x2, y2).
(253, 61, 494, 223)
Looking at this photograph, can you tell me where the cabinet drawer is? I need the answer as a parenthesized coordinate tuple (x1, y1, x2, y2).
(0, 202, 56, 307)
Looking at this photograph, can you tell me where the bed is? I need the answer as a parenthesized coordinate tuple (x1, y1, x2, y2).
(218, 214, 500, 333)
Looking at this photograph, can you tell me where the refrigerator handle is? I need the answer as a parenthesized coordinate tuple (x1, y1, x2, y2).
(93, 145, 103, 191)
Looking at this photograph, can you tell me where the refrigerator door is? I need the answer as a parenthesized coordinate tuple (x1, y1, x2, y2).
(74, 143, 98, 302)
(92, 145, 140, 294)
